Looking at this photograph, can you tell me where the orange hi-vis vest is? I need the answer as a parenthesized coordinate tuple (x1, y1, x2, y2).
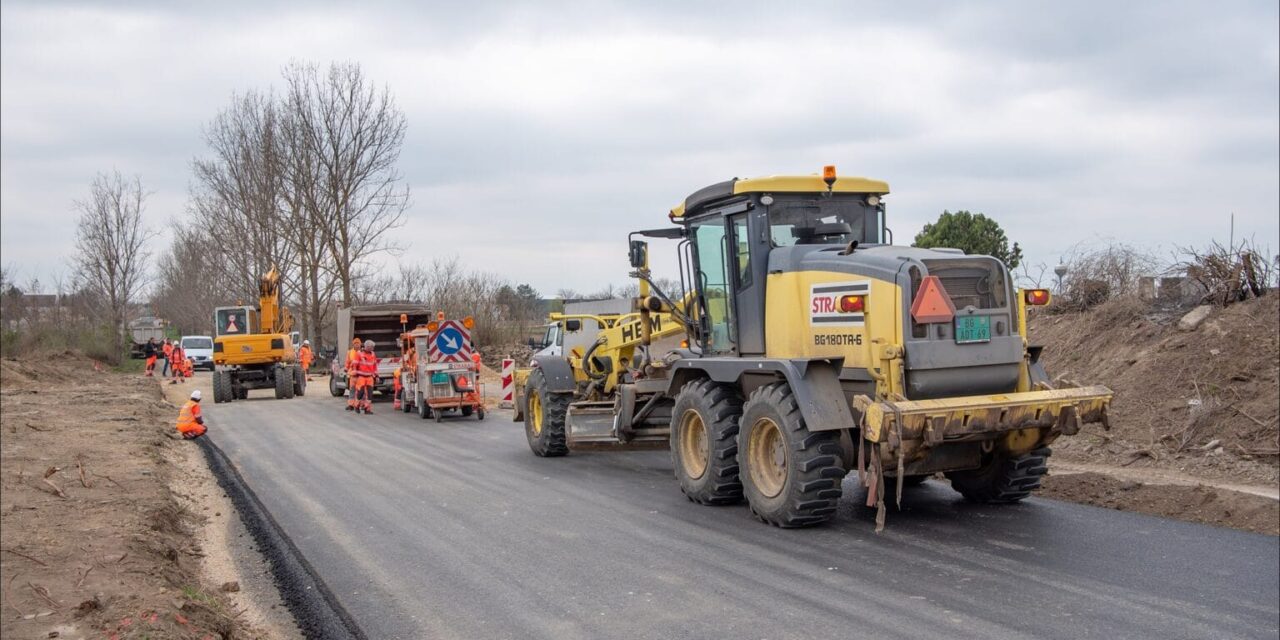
(346, 349, 359, 373)
(299, 345, 313, 364)
(355, 350, 378, 377)
(176, 400, 202, 434)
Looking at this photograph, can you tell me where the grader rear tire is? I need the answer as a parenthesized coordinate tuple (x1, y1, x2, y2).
(946, 447, 1051, 503)
(670, 379, 744, 505)
(524, 369, 568, 457)
(738, 382, 844, 528)
(293, 365, 306, 397)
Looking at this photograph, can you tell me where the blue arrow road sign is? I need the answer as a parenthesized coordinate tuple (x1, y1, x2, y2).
(435, 326, 464, 356)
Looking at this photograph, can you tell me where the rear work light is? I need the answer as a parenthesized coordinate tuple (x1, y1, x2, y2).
(1025, 289, 1051, 306)
(838, 295, 865, 313)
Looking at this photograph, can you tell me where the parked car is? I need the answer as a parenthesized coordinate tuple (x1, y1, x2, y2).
(180, 335, 215, 371)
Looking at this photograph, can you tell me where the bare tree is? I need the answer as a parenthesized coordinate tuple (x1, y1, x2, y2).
(72, 170, 156, 358)
(190, 90, 297, 303)
(283, 61, 409, 306)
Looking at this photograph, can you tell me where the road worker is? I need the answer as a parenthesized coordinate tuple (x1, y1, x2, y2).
(392, 364, 403, 411)
(175, 389, 206, 439)
(345, 337, 361, 411)
(298, 340, 314, 381)
(168, 343, 185, 385)
(144, 338, 158, 377)
(162, 339, 174, 377)
(354, 339, 379, 415)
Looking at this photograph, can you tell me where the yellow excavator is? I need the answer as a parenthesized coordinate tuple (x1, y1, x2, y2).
(517, 167, 1112, 528)
(211, 267, 304, 403)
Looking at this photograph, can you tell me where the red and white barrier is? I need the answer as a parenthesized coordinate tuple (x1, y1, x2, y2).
(500, 358, 515, 408)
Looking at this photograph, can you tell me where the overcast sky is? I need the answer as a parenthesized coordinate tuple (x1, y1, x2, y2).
(2, 0, 1277, 294)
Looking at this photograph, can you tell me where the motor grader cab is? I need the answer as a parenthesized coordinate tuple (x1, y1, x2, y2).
(211, 267, 305, 403)
(521, 167, 1112, 528)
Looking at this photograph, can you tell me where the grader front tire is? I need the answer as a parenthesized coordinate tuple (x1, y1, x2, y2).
(524, 369, 569, 457)
(738, 382, 844, 528)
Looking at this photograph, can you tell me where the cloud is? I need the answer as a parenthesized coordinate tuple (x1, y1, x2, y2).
(2, 0, 1276, 295)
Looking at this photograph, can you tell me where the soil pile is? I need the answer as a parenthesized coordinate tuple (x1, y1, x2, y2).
(1038, 472, 1278, 536)
(1, 353, 269, 638)
(1029, 293, 1279, 485)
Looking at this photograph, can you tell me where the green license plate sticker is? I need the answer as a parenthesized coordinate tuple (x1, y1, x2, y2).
(955, 316, 991, 344)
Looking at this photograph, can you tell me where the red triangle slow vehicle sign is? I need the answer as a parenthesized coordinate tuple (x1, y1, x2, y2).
(910, 275, 956, 324)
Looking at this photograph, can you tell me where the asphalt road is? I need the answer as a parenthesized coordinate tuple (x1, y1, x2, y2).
(204, 383, 1279, 640)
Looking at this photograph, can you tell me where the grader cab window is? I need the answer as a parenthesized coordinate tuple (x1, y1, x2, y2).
(692, 219, 736, 354)
(769, 198, 881, 247)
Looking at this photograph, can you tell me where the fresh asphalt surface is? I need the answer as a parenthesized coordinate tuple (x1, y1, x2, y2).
(205, 381, 1279, 640)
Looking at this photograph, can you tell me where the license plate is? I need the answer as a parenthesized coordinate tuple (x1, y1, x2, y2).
(955, 316, 991, 344)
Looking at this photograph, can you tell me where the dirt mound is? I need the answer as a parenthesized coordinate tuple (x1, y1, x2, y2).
(1, 352, 103, 390)
(1038, 472, 1278, 536)
(1, 355, 269, 638)
(1029, 293, 1279, 482)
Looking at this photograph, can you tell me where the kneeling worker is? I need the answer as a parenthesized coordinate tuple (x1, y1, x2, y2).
(176, 389, 207, 439)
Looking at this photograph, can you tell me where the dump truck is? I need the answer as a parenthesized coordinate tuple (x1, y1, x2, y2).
(127, 316, 167, 359)
(330, 304, 432, 397)
(211, 268, 303, 403)
(517, 166, 1112, 528)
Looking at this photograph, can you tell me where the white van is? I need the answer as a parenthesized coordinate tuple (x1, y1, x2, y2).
(180, 335, 215, 371)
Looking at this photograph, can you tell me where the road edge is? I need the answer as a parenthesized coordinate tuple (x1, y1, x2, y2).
(197, 435, 369, 640)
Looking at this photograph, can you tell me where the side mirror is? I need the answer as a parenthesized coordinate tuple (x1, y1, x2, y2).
(564, 319, 582, 332)
(629, 240, 648, 269)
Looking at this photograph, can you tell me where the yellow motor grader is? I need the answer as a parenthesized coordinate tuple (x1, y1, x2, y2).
(517, 167, 1112, 528)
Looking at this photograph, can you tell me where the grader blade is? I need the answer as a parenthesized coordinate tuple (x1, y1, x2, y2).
(855, 386, 1113, 445)
(565, 401, 669, 451)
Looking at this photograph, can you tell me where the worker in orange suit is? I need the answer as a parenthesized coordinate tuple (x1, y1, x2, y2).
(144, 338, 158, 376)
(175, 389, 206, 439)
(162, 339, 174, 377)
(345, 337, 361, 411)
(392, 365, 403, 411)
(298, 340, 314, 381)
(354, 340, 379, 415)
(168, 343, 185, 385)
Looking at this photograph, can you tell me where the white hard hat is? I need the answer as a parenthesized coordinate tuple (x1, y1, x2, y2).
(364, 340, 376, 348)
(303, 340, 311, 345)
(191, 389, 202, 401)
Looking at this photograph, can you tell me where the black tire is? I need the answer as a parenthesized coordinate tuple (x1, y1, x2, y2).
(417, 393, 432, 420)
(461, 405, 473, 417)
(477, 408, 485, 421)
(293, 365, 306, 397)
(738, 382, 845, 527)
(669, 379, 744, 505)
(212, 369, 230, 403)
(235, 386, 248, 400)
(275, 366, 293, 400)
(329, 374, 343, 397)
(946, 447, 1051, 504)
(523, 368, 569, 457)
